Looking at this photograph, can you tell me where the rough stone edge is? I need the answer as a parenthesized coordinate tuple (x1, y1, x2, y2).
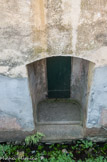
(84, 127, 107, 142)
(0, 130, 35, 143)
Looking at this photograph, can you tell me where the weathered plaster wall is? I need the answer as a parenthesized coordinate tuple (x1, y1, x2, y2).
(28, 0, 107, 67)
(87, 66, 107, 128)
(0, 0, 107, 78)
(0, 75, 34, 131)
(77, 0, 107, 52)
(0, 0, 33, 77)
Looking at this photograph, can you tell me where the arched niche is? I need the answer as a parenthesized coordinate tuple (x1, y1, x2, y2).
(26, 56, 95, 141)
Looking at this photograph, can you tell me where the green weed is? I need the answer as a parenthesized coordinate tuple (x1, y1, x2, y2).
(25, 132, 45, 145)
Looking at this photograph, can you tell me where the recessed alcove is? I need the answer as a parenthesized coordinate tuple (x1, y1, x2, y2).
(27, 56, 94, 141)
(37, 99, 81, 124)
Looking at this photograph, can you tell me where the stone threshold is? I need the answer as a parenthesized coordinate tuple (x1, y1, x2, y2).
(35, 124, 84, 142)
(36, 121, 82, 125)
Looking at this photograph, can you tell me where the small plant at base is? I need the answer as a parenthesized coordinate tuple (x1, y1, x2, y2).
(25, 132, 45, 145)
(77, 139, 93, 149)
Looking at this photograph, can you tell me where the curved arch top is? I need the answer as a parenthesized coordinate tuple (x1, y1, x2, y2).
(26, 54, 96, 66)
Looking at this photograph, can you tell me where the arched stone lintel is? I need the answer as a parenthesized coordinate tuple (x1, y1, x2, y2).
(25, 54, 96, 66)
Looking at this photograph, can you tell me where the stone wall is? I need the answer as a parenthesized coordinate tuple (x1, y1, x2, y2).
(27, 59, 47, 124)
(0, 0, 107, 141)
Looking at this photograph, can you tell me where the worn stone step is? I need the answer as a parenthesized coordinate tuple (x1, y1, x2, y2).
(37, 100, 82, 123)
(36, 124, 84, 142)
